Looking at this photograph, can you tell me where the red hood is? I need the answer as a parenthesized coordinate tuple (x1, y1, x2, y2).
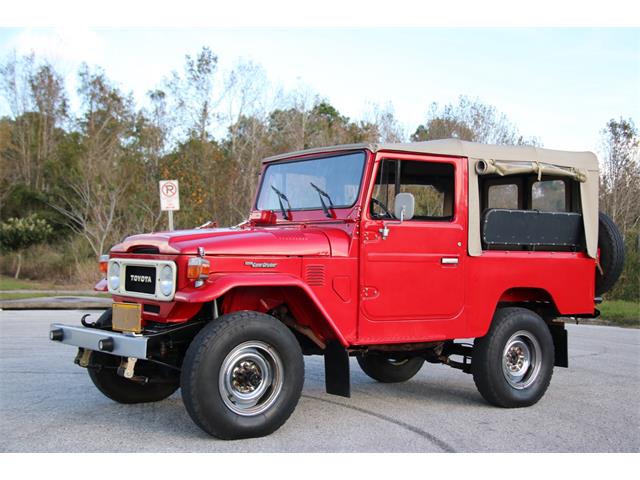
(110, 226, 350, 257)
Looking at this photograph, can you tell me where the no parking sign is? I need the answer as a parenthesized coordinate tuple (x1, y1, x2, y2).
(159, 180, 180, 211)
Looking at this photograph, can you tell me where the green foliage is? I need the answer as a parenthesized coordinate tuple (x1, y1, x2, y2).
(412, 95, 540, 146)
(0, 214, 53, 253)
(606, 230, 640, 302)
(1, 183, 48, 218)
(598, 118, 639, 302)
(598, 300, 640, 327)
(0, 183, 69, 239)
(412, 117, 475, 142)
(0, 275, 53, 290)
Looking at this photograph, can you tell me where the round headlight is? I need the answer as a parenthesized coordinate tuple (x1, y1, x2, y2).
(108, 262, 120, 291)
(159, 265, 174, 296)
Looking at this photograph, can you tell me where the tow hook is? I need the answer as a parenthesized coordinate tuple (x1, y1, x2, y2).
(119, 357, 138, 379)
(74, 348, 92, 368)
(80, 314, 97, 328)
(117, 357, 148, 384)
(80, 313, 110, 330)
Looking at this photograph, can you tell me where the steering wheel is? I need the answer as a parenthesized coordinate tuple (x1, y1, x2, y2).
(371, 198, 394, 219)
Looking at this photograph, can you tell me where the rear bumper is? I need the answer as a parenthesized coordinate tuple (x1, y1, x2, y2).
(49, 323, 148, 359)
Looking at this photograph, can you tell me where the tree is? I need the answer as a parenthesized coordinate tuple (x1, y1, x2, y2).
(222, 62, 271, 222)
(160, 47, 234, 227)
(365, 103, 405, 143)
(266, 97, 381, 153)
(0, 214, 52, 278)
(48, 65, 137, 257)
(0, 54, 68, 191)
(167, 46, 221, 142)
(599, 118, 640, 236)
(411, 96, 540, 146)
(598, 118, 640, 302)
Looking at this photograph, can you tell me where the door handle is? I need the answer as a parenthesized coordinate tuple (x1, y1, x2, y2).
(441, 257, 459, 265)
(379, 224, 390, 240)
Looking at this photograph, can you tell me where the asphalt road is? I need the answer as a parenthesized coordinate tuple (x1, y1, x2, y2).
(1, 310, 639, 452)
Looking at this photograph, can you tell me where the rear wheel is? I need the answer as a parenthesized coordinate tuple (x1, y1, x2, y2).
(180, 311, 304, 439)
(357, 353, 424, 383)
(472, 307, 554, 408)
(87, 309, 179, 404)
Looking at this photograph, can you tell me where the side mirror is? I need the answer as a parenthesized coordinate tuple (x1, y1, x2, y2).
(394, 193, 415, 221)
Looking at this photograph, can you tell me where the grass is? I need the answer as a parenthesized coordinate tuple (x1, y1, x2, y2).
(0, 275, 55, 291)
(0, 292, 111, 301)
(598, 300, 640, 327)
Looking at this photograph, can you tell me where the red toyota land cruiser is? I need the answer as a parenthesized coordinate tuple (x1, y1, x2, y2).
(50, 139, 624, 439)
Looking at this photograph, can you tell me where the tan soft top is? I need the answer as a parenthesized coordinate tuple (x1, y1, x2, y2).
(263, 139, 599, 258)
(263, 139, 598, 169)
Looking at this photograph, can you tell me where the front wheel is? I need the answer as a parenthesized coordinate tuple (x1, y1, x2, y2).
(180, 311, 304, 439)
(357, 353, 425, 383)
(472, 307, 554, 408)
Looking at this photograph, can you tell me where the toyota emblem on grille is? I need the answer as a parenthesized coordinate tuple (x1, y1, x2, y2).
(130, 274, 153, 283)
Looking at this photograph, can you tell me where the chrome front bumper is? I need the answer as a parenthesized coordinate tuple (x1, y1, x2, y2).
(49, 323, 148, 359)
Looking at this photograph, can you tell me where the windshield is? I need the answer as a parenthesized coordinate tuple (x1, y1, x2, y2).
(256, 152, 366, 212)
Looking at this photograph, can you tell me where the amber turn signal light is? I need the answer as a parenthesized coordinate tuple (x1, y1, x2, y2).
(99, 254, 109, 274)
(187, 257, 210, 281)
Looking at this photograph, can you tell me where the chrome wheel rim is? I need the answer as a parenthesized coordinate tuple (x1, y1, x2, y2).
(502, 330, 542, 389)
(219, 341, 284, 416)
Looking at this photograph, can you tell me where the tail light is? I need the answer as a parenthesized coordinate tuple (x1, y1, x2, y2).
(99, 254, 109, 275)
(187, 257, 210, 282)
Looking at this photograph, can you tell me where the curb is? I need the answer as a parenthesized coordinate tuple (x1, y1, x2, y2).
(0, 296, 112, 310)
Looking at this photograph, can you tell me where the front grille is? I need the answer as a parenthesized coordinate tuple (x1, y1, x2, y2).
(124, 265, 156, 294)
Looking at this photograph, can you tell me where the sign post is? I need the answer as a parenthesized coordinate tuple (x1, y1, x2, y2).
(159, 180, 180, 231)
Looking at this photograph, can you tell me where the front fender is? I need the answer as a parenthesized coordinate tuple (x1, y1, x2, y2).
(174, 273, 348, 346)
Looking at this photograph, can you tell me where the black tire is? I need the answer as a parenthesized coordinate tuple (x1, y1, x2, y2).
(472, 307, 554, 408)
(357, 353, 424, 383)
(595, 212, 625, 296)
(180, 311, 304, 440)
(87, 309, 179, 404)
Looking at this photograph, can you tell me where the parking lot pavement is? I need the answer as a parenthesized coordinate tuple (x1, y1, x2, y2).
(1, 310, 639, 452)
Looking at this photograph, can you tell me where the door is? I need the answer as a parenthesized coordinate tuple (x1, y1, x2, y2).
(358, 153, 466, 342)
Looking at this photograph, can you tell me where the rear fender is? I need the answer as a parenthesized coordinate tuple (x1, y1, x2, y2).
(498, 287, 556, 305)
(475, 287, 561, 338)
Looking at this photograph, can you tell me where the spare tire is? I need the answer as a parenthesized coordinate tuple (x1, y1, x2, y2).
(595, 212, 625, 296)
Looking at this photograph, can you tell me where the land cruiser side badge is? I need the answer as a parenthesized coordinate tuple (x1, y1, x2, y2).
(244, 261, 277, 268)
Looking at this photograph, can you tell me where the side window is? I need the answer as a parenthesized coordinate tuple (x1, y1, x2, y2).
(532, 180, 566, 212)
(488, 184, 519, 209)
(371, 160, 397, 218)
(371, 159, 455, 221)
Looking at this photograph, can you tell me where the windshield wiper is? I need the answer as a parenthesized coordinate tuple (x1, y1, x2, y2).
(310, 182, 335, 218)
(270, 185, 292, 220)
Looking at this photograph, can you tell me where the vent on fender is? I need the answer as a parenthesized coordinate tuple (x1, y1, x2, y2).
(305, 264, 325, 286)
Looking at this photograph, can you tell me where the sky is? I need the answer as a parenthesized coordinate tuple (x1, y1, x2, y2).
(0, 27, 638, 152)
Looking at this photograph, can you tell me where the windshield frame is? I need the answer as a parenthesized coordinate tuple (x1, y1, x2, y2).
(254, 150, 368, 214)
